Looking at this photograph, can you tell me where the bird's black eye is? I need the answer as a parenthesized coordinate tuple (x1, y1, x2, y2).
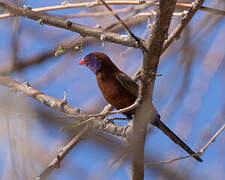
(84, 59, 89, 64)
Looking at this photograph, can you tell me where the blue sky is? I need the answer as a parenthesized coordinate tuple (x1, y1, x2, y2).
(0, 1, 225, 179)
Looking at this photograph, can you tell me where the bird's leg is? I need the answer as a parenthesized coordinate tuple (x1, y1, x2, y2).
(101, 117, 115, 128)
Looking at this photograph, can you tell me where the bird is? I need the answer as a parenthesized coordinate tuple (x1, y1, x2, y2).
(79, 52, 202, 162)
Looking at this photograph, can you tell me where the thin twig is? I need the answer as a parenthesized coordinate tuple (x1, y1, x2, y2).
(162, 0, 206, 53)
(98, 0, 148, 52)
(200, 124, 225, 154)
(0, 1, 138, 48)
(37, 126, 90, 179)
(147, 124, 225, 165)
(0, 1, 224, 19)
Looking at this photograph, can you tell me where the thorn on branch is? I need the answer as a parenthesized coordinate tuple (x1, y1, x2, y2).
(156, 73, 163, 77)
(23, 81, 32, 88)
(62, 90, 67, 104)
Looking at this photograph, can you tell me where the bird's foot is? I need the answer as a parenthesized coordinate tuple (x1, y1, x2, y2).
(101, 117, 115, 129)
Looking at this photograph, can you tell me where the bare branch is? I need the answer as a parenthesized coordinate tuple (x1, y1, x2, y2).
(131, 0, 177, 179)
(0, 1, 138, 48)
(200, 124, 225, 155)
(0, 74, 130, 139)
(37, 126, 90, 179)
(162, 0, 206, 53)
(146, 124, 225, 165)
(0, 1, 224, 19)
(98, 0, 148, 52)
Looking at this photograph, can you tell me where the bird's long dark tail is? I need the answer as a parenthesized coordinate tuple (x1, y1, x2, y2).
(152, 115, 203, 162)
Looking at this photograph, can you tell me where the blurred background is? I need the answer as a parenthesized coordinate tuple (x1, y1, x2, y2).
(0, 0, 225, 179)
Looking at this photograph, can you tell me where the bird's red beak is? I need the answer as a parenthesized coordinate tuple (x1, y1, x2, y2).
(79, 59, 85, 65)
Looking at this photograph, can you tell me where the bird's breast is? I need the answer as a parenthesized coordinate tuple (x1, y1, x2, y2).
(96, 72, 136, 110)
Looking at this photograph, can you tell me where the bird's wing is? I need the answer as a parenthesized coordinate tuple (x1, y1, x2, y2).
(115, 72, 138, 98)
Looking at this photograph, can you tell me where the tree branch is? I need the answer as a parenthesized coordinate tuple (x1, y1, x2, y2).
(0, 74, 130, 139)
(37, 125, 90, 179)
(0, 1, 224, 19)
(162, 0, 205, 53)
(131, 0, 177, 179)
(0, 1, 138, 48)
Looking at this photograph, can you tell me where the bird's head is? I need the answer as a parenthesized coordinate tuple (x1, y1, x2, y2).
(79, 52, 118, 74)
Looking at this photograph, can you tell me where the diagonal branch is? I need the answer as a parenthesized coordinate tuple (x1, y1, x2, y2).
(162, 0, 206, 53)
(37, 125, 90, 179)
(98, 0, 148, 52)
(0, 74, 134, 178)
(0, 1, 224, 19)
(0, 1, 138, 48)
(0, 74, 129, 139)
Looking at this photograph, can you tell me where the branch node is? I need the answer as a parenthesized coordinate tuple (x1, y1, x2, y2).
(96, 0, 101, 4)
(66, 20, 72, 28)
(75, 108, 81, 114)
(181, 10, 188, 18)
(23, 5, 32, 11)
(23, 81, 32, 88)
(138, 0, 146, 4)
(156, 73, 163, 77)
(56, 155, 61, 168)
(62, 90, 68, 104)
(100, 33, 107, 41)
(95, 24, 102, 29)
(61, 1, 69, 6)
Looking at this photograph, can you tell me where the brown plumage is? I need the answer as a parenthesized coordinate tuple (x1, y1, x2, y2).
(79, 52, 202, 162)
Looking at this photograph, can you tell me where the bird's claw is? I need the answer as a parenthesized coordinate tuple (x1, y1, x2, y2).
(101, 117, 114, 129)
(122, 125, 128, 137)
